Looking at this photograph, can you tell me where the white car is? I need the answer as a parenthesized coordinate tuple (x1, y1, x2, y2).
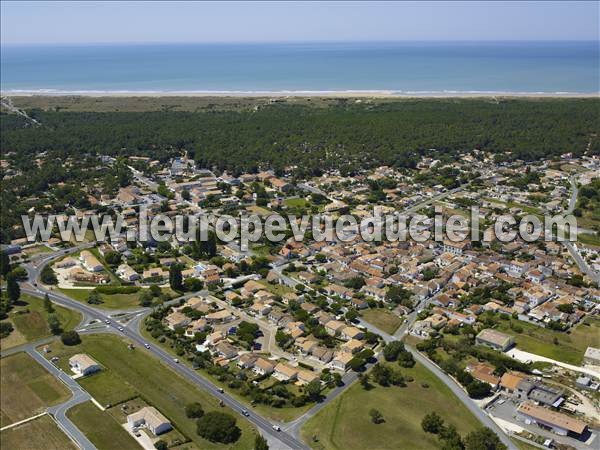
(118, 326, 124, 332)
(173, 358, 179, 363)
(144, 343, 150, 349)
(272, 425, 281, 432)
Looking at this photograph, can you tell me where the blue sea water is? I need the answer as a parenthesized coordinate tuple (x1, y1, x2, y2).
(1, 41, 598, 93)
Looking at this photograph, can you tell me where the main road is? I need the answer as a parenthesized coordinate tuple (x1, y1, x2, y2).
(20, 248, 309, 450)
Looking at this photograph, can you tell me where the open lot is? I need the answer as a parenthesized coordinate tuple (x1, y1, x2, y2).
(0, 293, 81, 350)
(0, 352, 71, 427)
(59, 287, 174, 310)
(77, 370, 138, 408)
(301, 362, 480, 450)
(489, 314, 600, 365)
(360, 308, 403, 335)
(42, 334, 255, 449)
(0, 414, 77, 450)
(66, 401, 139, 450)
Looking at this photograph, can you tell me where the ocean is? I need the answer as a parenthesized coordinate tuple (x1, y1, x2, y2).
(1, 41, 598, 94)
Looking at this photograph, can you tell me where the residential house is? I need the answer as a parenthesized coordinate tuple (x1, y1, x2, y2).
(69, 354, 101, 376)
(127, 406, 172, 436)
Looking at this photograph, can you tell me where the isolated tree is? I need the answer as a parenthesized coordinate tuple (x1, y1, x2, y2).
(169, 264, 183, 291)
(422, 412, 445, 434)
(196, 411, 241, 444)
(103, 251, 121, 266)
(466, 380, 491, 399)
(254, 434, 269, 450)
(6, 273, 20, 305)
(0, 250, 10, 276)
(0, 322, 14, 338)
(397, 351, 415, 368)
(60, 330, 81, 346)
(154, 441, 168, 450)
(87, 290, 103, 304)
(40, 265, 58, 285)
(369, 408, 384, 424)
(43, 293, 54, 313)
(439, 424, 464, 450)
(185, 402, 204, 418)
(47, 314, 62, 335)
(305, 379, 322, 401)
(139, 289, 154, 307)
(383, 341, 405, 361)
(464, 428, 506, 450)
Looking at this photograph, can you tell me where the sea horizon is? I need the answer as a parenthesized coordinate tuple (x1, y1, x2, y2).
(2, 41, 599, 94)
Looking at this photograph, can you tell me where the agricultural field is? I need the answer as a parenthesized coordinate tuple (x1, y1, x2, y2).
(0, 352, 70, 427)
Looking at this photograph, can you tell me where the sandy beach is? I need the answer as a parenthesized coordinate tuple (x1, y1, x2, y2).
(2, 90, 598, 98)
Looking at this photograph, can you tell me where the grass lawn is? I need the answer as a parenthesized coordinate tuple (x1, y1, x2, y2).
(42, 334, 256, 449)
(59, 287, 173, 310)
(360, 308, 403, 335)
(66, 401, 139, 450)
(0, 414, 77, 450)
(0, 352, 71, 427)
(301, 362, 481, 450)
(490, 314, 600, 365)
(284, 198, 310, 208)
(77, 370, 138, 408)
(0, 294, 81, 350)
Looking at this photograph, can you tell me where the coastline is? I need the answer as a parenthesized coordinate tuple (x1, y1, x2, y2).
(2, 89, 599, 98)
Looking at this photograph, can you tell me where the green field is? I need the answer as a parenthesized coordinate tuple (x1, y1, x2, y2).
(360, 308, 403, 335)
(284, 198, 310, 208)
(490, 314, 600, 365)
(0, 293, 81, 350)
(59, 287, 174, 310)
(0, 414, 77, 450)
(577, 231, 600, 248)
(77, 370, 138, 408)
(0, 352, 71, 427)
(42, 334, 256, 449)
(301, 362, 481, 450)
(66, 401, 139, 450)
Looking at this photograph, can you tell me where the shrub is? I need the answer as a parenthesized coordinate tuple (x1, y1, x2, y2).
(60, 330, 81, 346)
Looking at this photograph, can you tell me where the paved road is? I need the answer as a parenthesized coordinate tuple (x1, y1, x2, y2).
(25, 345, 96, 450)
(19, 251, 308, 450)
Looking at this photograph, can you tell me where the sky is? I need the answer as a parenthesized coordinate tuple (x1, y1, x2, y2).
(1, 1, 598, 45)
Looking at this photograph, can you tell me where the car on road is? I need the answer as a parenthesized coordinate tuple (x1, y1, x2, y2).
(272, 425, 281, 432)
(33, 282, 37, 287)
(173, 358, 179, 363)
(144, 343, 150, 349)
(118, 326, 124, 332)
(105, 319, 110, 324)
(217, 388, 224, 393)
(241, 409, 249, 416)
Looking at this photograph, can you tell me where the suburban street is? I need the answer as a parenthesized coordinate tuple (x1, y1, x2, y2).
(13, 247, 310, 450)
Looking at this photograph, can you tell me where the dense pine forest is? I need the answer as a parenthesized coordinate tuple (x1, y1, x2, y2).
(2, 98, 599, 176)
